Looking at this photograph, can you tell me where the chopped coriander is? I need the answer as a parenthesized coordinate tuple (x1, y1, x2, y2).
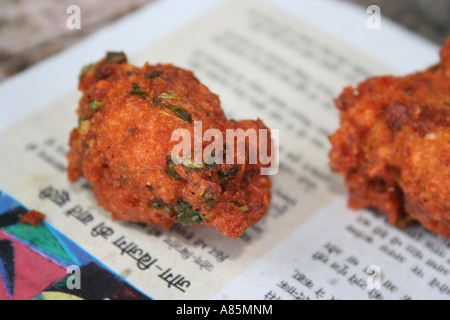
(151, 201, 162, 209)
(205, 198, 216, 210)
(78, 115, 86, 126)
(218, 165, 238, 181)
(429, 63, 441, 73)
(397, 179, 406, 186)
(444, 102, 450, 107)
(106, 51, 126, 64)
(158, 91, 185, 101)
(90, 100, 102, 113)
(153, 91, 186, 106)
(130, 82, 147, 98)
(79, 63, 97, 79)
(145, 70, 162, 79)
(146, 185, 154, 192)
(182, 162, 205, 169)
(165, 105, 192, 123)
(175, 200, 206, 226)
(165, 161, 182, 180)
(201, 188, 213, 199)
(392, 121, 402, 132)
(238, 205, 249, 213)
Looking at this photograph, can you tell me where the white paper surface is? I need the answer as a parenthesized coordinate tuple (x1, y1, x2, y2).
(214, 197, 450, 300)
(0, 0, 447, 300)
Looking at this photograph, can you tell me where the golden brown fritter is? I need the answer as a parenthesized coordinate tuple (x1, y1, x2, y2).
(67, 52, 272, 238)
(329, 38, 450, 238)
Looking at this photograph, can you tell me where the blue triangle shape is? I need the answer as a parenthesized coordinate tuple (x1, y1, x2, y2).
(0, 239, 14, 297)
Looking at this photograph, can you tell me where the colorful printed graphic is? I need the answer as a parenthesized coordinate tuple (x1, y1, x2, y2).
(0, 190, 151, 300)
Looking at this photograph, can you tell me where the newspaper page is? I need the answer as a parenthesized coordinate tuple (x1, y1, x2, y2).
(0, 0, 448, 300)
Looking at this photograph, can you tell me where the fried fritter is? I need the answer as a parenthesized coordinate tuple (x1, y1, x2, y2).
(329, 39, 450, 238)
(67, 52, 272, 238)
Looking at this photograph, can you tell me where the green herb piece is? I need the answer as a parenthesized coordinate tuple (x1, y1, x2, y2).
(444, 102, 450, 107)
(182, 162, 205, 169)
(205, 198, 216, 210)
(158, 91, 186, 101)
(78, 115, 86, 126)
(397, 179, 405, 186)
(201, 188, 212, 198)
(238, 205, 249, 213)
(429, 63, 441, 73)
(90, 100, 102, 113)
(165, 105, 192, 123)
(130, 82, 147, 98)
(146, 185, 154, 192)
(153, 91, 186, 106)
(218, 165, 238, 181)
(392, 121, 402, 132)
(175, 200, 206, 226)
(79, 63, 97, 79)
(106, 51, 126, 64)
(145, 70, 162, 79)
(165, 162, 182, 180)
(151, 201, 162, 209)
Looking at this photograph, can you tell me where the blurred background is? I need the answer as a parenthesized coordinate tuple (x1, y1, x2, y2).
(0, 0, 449, 83)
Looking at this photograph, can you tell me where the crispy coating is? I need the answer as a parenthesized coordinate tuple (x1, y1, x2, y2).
(329, 39, 450, 238)
(67, 52, 272, 238)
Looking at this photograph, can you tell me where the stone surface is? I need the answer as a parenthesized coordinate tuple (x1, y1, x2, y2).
(0, 0, 448, 82)
(0, 0, 155, 82)
(348, 0, 450, 44)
